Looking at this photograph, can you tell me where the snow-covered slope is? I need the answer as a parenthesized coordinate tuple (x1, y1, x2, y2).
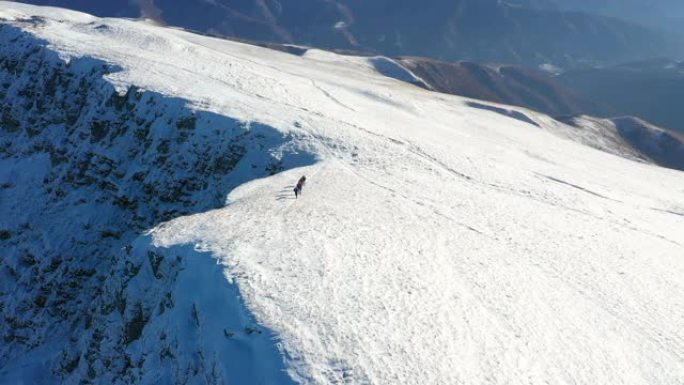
(0, 3, 683, 385)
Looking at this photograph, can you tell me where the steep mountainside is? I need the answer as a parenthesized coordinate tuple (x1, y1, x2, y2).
(0, 18, 304, 384)
(10, 0, 682, 68)
(1, 3, 683, 385)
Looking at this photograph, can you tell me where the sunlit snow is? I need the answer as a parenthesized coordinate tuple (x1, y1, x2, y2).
(1, 2, 683, 384)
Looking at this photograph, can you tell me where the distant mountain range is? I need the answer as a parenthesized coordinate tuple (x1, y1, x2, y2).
(349, 54, 684, 170)
(384, 58, 684, 171)
(398, 57, 610, 118)
(398, 56, 684, 135)
(559, 59, 684, 133)
(511, 0, 684, 35)
(9, 0, 683, 69)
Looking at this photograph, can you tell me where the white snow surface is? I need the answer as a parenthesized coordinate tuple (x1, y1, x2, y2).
(2, 3, 684, 384)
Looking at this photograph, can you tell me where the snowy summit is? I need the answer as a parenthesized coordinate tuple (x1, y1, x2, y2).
(0, 2, 683, 385)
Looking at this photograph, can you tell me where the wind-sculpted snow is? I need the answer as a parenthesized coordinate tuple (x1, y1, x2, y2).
(1, 3, 684, 385)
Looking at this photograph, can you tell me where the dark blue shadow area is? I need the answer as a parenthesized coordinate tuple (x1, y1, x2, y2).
(123, 240, 298, 385)
(466, 101, 540, 127)
(369, 56, 429, 88)
(613, 117, 684, 171)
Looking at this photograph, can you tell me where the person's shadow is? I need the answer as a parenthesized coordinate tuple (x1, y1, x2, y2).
(276, 186, 296, 200)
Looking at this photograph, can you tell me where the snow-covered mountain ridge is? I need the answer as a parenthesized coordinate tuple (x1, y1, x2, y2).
(0, 3, 683, 385)
(0, 9, 307, 385)
(559, 115, 684, 171)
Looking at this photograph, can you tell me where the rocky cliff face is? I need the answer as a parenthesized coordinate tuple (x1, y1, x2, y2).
(0, 23, 305, 384)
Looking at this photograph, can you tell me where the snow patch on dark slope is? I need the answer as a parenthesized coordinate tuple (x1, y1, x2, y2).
(466, 101, 540, 127)
(1, 3, 683, 385)
(366, 56, 431, 89)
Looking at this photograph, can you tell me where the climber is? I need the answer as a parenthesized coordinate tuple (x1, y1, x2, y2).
(294, 176, 306, 199)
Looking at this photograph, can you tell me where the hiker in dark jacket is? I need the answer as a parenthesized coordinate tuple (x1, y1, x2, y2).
(294, 176, 306, 199)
